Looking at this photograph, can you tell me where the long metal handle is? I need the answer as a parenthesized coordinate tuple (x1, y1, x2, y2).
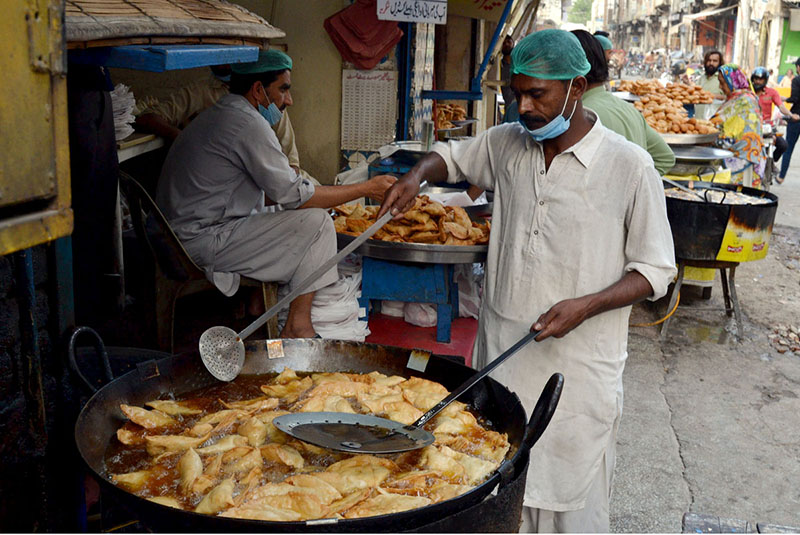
(662, 177, 706, 202)
(239, 181, 428, 340)
(238, 210, 394, 340)
(413, 329, 542, 428)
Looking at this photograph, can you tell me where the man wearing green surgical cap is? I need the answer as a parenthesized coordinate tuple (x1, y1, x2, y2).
(136, 51, 314, 184)
(378, 29, 676, 532)
(156, 49, 395, 338)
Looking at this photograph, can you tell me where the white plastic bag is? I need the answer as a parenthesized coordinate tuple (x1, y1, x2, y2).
(455, 263, 483, 319)
(277, 260, 370, 341)
(381, 300, 405, 318)
(403, 303, 438, 327)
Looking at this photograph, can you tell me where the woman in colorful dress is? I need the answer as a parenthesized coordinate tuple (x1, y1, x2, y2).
(712, 64, 766, 188)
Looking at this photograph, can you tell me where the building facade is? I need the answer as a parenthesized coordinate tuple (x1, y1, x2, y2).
(589, 0, 797, 79)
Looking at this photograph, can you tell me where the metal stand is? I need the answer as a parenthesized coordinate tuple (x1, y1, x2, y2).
(660, 259, 742, 340)
(359, 257, 459, 343)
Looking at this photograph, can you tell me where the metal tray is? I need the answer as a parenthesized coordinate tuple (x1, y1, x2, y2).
(452, 118, 478, 126)
(421, 186, 493, 217)
(660, 132, 719, 145)
(611, 91, 640, 102)
(671, 145, 733, 162)
(337, 233, 487, 264)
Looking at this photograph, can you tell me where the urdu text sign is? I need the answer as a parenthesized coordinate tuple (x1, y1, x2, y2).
(377, 0, 447, 24)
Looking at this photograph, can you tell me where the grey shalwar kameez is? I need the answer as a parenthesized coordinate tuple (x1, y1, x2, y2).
(156, 94, 337, 297)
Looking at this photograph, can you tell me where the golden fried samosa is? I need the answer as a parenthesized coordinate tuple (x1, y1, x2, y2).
(260, 443, 305, 469)
(120, 404, 177, 429)
(195, 478, 235, 515)
(145, 400, 202, 416)
(178, 448, 203, 494)
(238, 416, 267, 447)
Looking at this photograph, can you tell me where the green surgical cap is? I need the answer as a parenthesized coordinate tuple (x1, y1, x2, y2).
(511, 29, 591, 80)
(231, 49, 292, 75)
(595, 35, 613, 51)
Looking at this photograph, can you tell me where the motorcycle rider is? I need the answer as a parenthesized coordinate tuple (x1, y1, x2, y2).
(752, 66, 798, 183)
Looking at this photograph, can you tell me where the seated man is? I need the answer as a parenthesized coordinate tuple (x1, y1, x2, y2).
(156, 50, 394, 338)
(136, 58, 316, 184)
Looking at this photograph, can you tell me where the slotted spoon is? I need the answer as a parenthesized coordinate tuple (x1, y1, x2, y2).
(199, 209, 394, 381)
(272, 329, 542, 453)
(199, 182, 428, 381)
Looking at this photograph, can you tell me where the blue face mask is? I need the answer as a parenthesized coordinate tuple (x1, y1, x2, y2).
(519, 78, 577, 142)
(214, 73, 231, 83)
(258, 87, 283, 126)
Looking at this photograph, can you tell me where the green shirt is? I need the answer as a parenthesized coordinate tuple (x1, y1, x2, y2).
(582, 86, 676, 175)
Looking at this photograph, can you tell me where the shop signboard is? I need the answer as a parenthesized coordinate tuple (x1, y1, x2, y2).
(780, 18, 800, 77)
(377, 0, 447, 24)
(448, 0, 510, 22)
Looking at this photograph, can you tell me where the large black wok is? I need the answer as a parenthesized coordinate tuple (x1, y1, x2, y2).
(73, 335, 562, 532)
(664, 181, 778, 261)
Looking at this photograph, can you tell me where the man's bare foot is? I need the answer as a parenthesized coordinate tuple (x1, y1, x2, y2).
(280, 325, 317, 339)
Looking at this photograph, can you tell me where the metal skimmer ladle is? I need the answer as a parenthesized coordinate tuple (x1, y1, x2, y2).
(199, 182, 428, 381)
(662, 177, 706, 202)
(272, 329, 542, 454)
(199, 209, 395, 381)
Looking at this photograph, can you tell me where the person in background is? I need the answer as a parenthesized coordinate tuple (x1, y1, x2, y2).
(713, 64, 765, 188)
(695, 50, 725, 119)
(502, 99, 520, 124)
(751, 66, 797, 182)
(593, 33, 613, 63)
(779, 58, 800, 183)
(500, 34, 516, 120)
(779, 68, 794, 88)
(156, 50, 395, 337)
(378, 29, 676, 533)
(572, 30, 675, 174)
(135, 58, 318, 185)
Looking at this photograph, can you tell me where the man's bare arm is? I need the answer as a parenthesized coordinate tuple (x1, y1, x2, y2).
(135, 113, 181, 142)
(299, 175, 396, 209)
(531, 271, 654, 341)
(377, 152, 449, 219)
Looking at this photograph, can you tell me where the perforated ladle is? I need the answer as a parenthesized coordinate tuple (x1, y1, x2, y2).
(199, 182, 428, 382)
(199, 209, 395, 381)
(272, 329, 542, 454)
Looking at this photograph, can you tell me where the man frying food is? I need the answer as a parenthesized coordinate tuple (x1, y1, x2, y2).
(157, 49, 394, 338)
(378, 30, 676, 532)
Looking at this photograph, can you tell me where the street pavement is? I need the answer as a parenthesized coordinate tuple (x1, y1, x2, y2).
(609, 151, 800, 531)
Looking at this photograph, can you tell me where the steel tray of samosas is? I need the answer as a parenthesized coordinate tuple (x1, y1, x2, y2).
(336, 232, 487, 264)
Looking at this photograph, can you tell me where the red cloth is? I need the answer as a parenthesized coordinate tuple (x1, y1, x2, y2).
(324, 0, 403, 70)
(758, 87, 784, 123)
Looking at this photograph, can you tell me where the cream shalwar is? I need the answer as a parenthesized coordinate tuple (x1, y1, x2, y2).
(431, 113, 676, 515)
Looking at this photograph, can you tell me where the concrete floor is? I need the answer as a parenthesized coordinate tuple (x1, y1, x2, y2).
(610, 154, 800, 532)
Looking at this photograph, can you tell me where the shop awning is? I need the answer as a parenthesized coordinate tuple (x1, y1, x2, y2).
(682, 4, 737, 21)
(66, 0, 284, 48)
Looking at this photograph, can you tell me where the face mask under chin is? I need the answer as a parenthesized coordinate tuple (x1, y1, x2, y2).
(258, 87, 283, 126)
(518, 79, 577, 142)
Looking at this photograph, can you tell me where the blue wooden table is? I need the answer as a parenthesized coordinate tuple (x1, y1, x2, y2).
(358, 257, 459, 343)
